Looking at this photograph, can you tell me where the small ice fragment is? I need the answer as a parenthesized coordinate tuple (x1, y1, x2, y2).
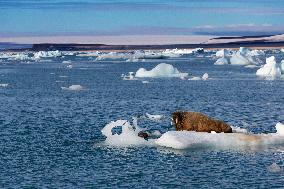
(0, 83, 8, 87)
(67, 65, 73, 69)
(189, 76, 201, 81)
(61, 85, 83, 91)
(122, 72, 137, 80)
(142, 81, 149, 84)
(275, 122, 284, 135)
(145, 113, 164, 121)
(202, 73, 209, 80)
(267, 163, 281, 173)
(62, 60, 72, 64)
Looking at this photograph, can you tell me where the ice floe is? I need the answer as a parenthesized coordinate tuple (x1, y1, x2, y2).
(256, 56, 282, 78)
(61, 85, 83, 91)
(155, 122, 284, 150)
(135, 63, 188, 78)
(101, 119, 153, 146)
(101, 117, 284, 150)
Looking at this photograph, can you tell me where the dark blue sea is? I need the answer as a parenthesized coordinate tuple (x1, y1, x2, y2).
(1, 50, 284, 188)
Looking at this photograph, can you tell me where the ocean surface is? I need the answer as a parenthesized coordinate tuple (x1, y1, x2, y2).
(1, 50, 284, 188)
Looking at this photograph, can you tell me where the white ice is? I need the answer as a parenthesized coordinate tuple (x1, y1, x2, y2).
(145, 113, 164, 121)
(121, 72, 137, 80)
(256, 56, 282, 78)
(230, 47, 257, 65)
(34, 50, 62, 60)
(101, 119, 152, 146)
(202, 73, 209, 80)
(216, 49, 230, 57)
(214, 57, 229, 65)
(188, 76, 201, 80)
(135, 63, 188, 78)
(61, 85, 83, 91)
(281, 60, 284, 74)
(267, 163, 282, 173)
(0, 83, 8, 87)
(155, 122, 284, 150)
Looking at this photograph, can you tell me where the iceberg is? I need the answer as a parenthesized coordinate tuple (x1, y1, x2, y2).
(135, 63, 188, 78)
(214, 57, 229, 65)
(216, 49, 230, 57)
(230, 47, 257, 65)
(33, 50, 62, 59)
(256, 56, 282, 78)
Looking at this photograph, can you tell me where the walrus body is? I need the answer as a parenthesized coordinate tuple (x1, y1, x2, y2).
(172, 111, 232, 133)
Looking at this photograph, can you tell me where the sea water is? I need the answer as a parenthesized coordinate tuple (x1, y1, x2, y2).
(0, 51, 284, 188)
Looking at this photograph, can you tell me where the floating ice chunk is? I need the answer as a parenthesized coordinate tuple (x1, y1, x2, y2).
(202, 73, 209, 80)
(66, 65, 73, 69)
(142, 80, 149, 84)
(214, 57, 229, 65)
(267, 163, 281, 173)
(135, 63, 188, 78)
(216, 49, 230, 57)
(231, 126, 248, 133)
(256, 56, 282, 78)
(61, 85, 83, 91)
(281, 60, 284, 74)
(155, 122, 284, 150)
(122, 72, 137, 80)
(145, 113, 164, 121)
(188, 76, 201, 81)
(230, 47, 256, 65)
(101, 120, 149, 146)
(62, 60, 72, 64)
(0, 83, 8, 87)
(281, 49, 284, 53)
(249, 49, 264, 56)
(34, 50, 61, 59)
(275, 122, 284, 135)
(245, 65, 259, 68)
(96, 50, 165, 61)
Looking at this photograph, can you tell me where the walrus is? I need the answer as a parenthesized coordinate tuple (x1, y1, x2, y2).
(172, 111, 232, 133)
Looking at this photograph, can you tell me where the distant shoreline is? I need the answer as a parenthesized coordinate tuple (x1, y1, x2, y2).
(1, 34, 284, 52)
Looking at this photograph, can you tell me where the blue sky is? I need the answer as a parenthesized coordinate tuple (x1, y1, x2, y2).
(1, 0, 284, 36)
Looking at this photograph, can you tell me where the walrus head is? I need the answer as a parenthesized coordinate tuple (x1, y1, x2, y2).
(172, 111, 184, 130)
